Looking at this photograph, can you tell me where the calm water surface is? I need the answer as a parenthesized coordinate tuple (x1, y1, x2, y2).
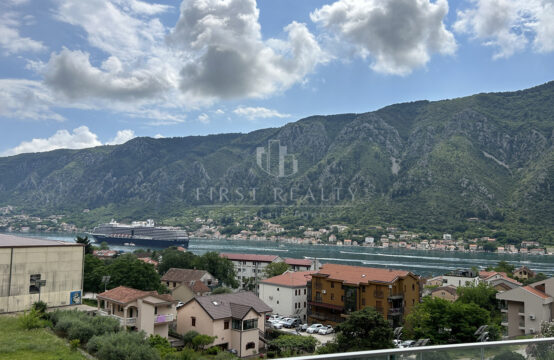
(12, 232, 554, 277)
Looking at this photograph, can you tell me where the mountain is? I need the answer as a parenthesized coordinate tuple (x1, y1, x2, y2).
(1, 82, 553, 240)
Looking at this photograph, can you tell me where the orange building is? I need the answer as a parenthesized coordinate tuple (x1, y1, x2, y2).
(308, 263, 420, 327)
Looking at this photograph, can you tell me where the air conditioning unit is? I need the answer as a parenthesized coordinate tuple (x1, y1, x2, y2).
(530, 329, 535, 334)
(322, 290, 327, 294)
(529, 315, 536, 320)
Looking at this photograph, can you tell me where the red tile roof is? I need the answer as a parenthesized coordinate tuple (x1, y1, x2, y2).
(138, 257, 158, 266)
(190, 281, 211, 294)
(220, 253, 280, 262)
(284, 258, 312, 266)
(479, 271, 521, 285)
(315, 263, 412, 284)
(261, 271, 315, 287)
(98, 286, 175, 304)
(523, 286, 551, 299)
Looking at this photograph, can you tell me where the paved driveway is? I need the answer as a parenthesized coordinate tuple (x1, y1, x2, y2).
(278, 327, 336, 346)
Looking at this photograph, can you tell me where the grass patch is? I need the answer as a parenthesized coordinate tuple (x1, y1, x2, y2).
(0, 315, 86, 360)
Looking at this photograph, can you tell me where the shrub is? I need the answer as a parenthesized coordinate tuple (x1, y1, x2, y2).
(205, 346, 220, 355)
(182, 330, 199, 348)
(492, 351, 525, 360)
(67, 320, 96, 344)
(19, 309, 49, 330)
(32, 301, 48, 316)
(70, 339, 81, 351)
(192, 334, 217, 350)
(87, 331, 160, 360)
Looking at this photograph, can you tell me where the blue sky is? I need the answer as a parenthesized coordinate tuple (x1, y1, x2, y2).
(1, 0, 553, 156)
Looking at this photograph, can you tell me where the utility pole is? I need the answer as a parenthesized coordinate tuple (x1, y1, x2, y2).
(36, 280, 46, 303)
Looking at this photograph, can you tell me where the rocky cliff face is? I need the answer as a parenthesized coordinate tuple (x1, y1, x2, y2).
(0, 82, 552, 229)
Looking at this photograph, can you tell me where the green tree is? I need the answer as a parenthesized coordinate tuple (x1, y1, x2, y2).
(157, 248, 196, 275)
(493, 261, 515, 277)
(106, 254, 162, 291)
(192, 334, 217, 350)
(405, 297, 493, 344)
(456, 283, 498, 313)
(326, 307, 393, 352)
(194, 252, 239, 288)
(84, 254, 107, 293)
(76, 236, 93, 255)
(211, 287, 233, 294)
(99, 241, 109, 250)
(264, 262, 291, 278)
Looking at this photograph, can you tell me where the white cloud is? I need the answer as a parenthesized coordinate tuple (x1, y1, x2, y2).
(2, 126, 139, 156)
(169, 0, 327, 100)
(2, 126, 102, 156)
(197, 113, 210, 124)
(310, 0, 456, 75)
(0, 11, 46, 54)
(106, 129, 136, 145)
(43, 48, 171, 101)
(233, 106, 290, 120)
(454, 0, 554, 59)
(214, 109, 225, 115)
(0, 79, 65, 121)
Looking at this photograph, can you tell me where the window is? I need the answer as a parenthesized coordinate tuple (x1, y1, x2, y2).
(295, 303, 297, 309)
(243, 261, 246, 265)
(224, 321, 229, 330)
(243, 319, 258, 330)
(330, 294, 335, 300)
(277, 300, 279, 304)
(341, 296, 344, 302)
(166, 282, 170, 286)
(154, 306, 158, 315)
(304, 289, 306, 295)
(362, 298, 366, 306)
(331, 282, 334, 288)
(412, 299, 415, 305)
(29, 274, 41, 294)
(277, 288, 279, 291)
(361, 286, 365, 293)
(173, 282, 177, 287)
(304, 302, 306, 308)
(245, 342, 256, 350)
(191, 317, 196, 326)
(412, 284, 415, 291)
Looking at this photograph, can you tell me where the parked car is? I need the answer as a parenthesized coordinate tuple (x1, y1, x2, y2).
(401, 340, 416, 348)
(306, 324, 324, 334)
(393, 339, 402, 348)
(283, 318, 301, 328)
(176, 301, 184, 309)
(318, 325, 334, 335)
(268, 314, 283, 322)
(299, 323, 309, 332)
(271, 321, 284, 329)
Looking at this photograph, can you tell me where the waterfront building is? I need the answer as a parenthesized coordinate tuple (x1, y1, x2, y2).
(97, 286, 176, 338)
(284, 257, 319, 271)
(442, 269, 480, 288)
(307, 263, 420, 327)
(259, 270, 315, 321)
(497, 278, 554, 337)
(513, 266, 536, 281)
(220, 253, 283, 288)
(176, 292, 271, 357)
(430, 285, 458, 302)
(0, 233, 84, 313)
(161, 268, 218, 291)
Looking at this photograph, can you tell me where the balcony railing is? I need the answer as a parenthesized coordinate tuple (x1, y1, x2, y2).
(388, 308, 403, 316)
(155, 313, 175, 323)
(279, 337, 554, 360)
(97, 310, 136, 326)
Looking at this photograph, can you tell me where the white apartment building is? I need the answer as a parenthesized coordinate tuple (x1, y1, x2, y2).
(442, 269, 480, 288)
(497, 278, 554, 337)
(220, 253, 283, 288)
(259, 271, 314, 321)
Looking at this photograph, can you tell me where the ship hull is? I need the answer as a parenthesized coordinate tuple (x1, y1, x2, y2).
(92, 234, 189, 249)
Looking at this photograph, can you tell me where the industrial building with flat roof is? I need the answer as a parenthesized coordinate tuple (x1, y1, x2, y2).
(0, 233, 84, 313)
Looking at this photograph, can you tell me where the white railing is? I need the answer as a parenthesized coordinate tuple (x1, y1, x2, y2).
(154, 313, 175, 323)
(278, 337, 554, 360)
(97, 310, 136, 326)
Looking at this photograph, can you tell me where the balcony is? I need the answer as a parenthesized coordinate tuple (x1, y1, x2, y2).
(388, 293, 403, 300)
(155, 313, 175, 324)
(97, 310, 137, 326)
(373, 291, 384, 299)
(281, 338, 554, 360)
(388, 308, 403, 316)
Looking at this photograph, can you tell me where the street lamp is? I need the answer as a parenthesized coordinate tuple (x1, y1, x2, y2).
(475, 325, 489, 360)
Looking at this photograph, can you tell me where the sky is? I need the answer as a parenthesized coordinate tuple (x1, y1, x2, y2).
(1, 0, 553, 156)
